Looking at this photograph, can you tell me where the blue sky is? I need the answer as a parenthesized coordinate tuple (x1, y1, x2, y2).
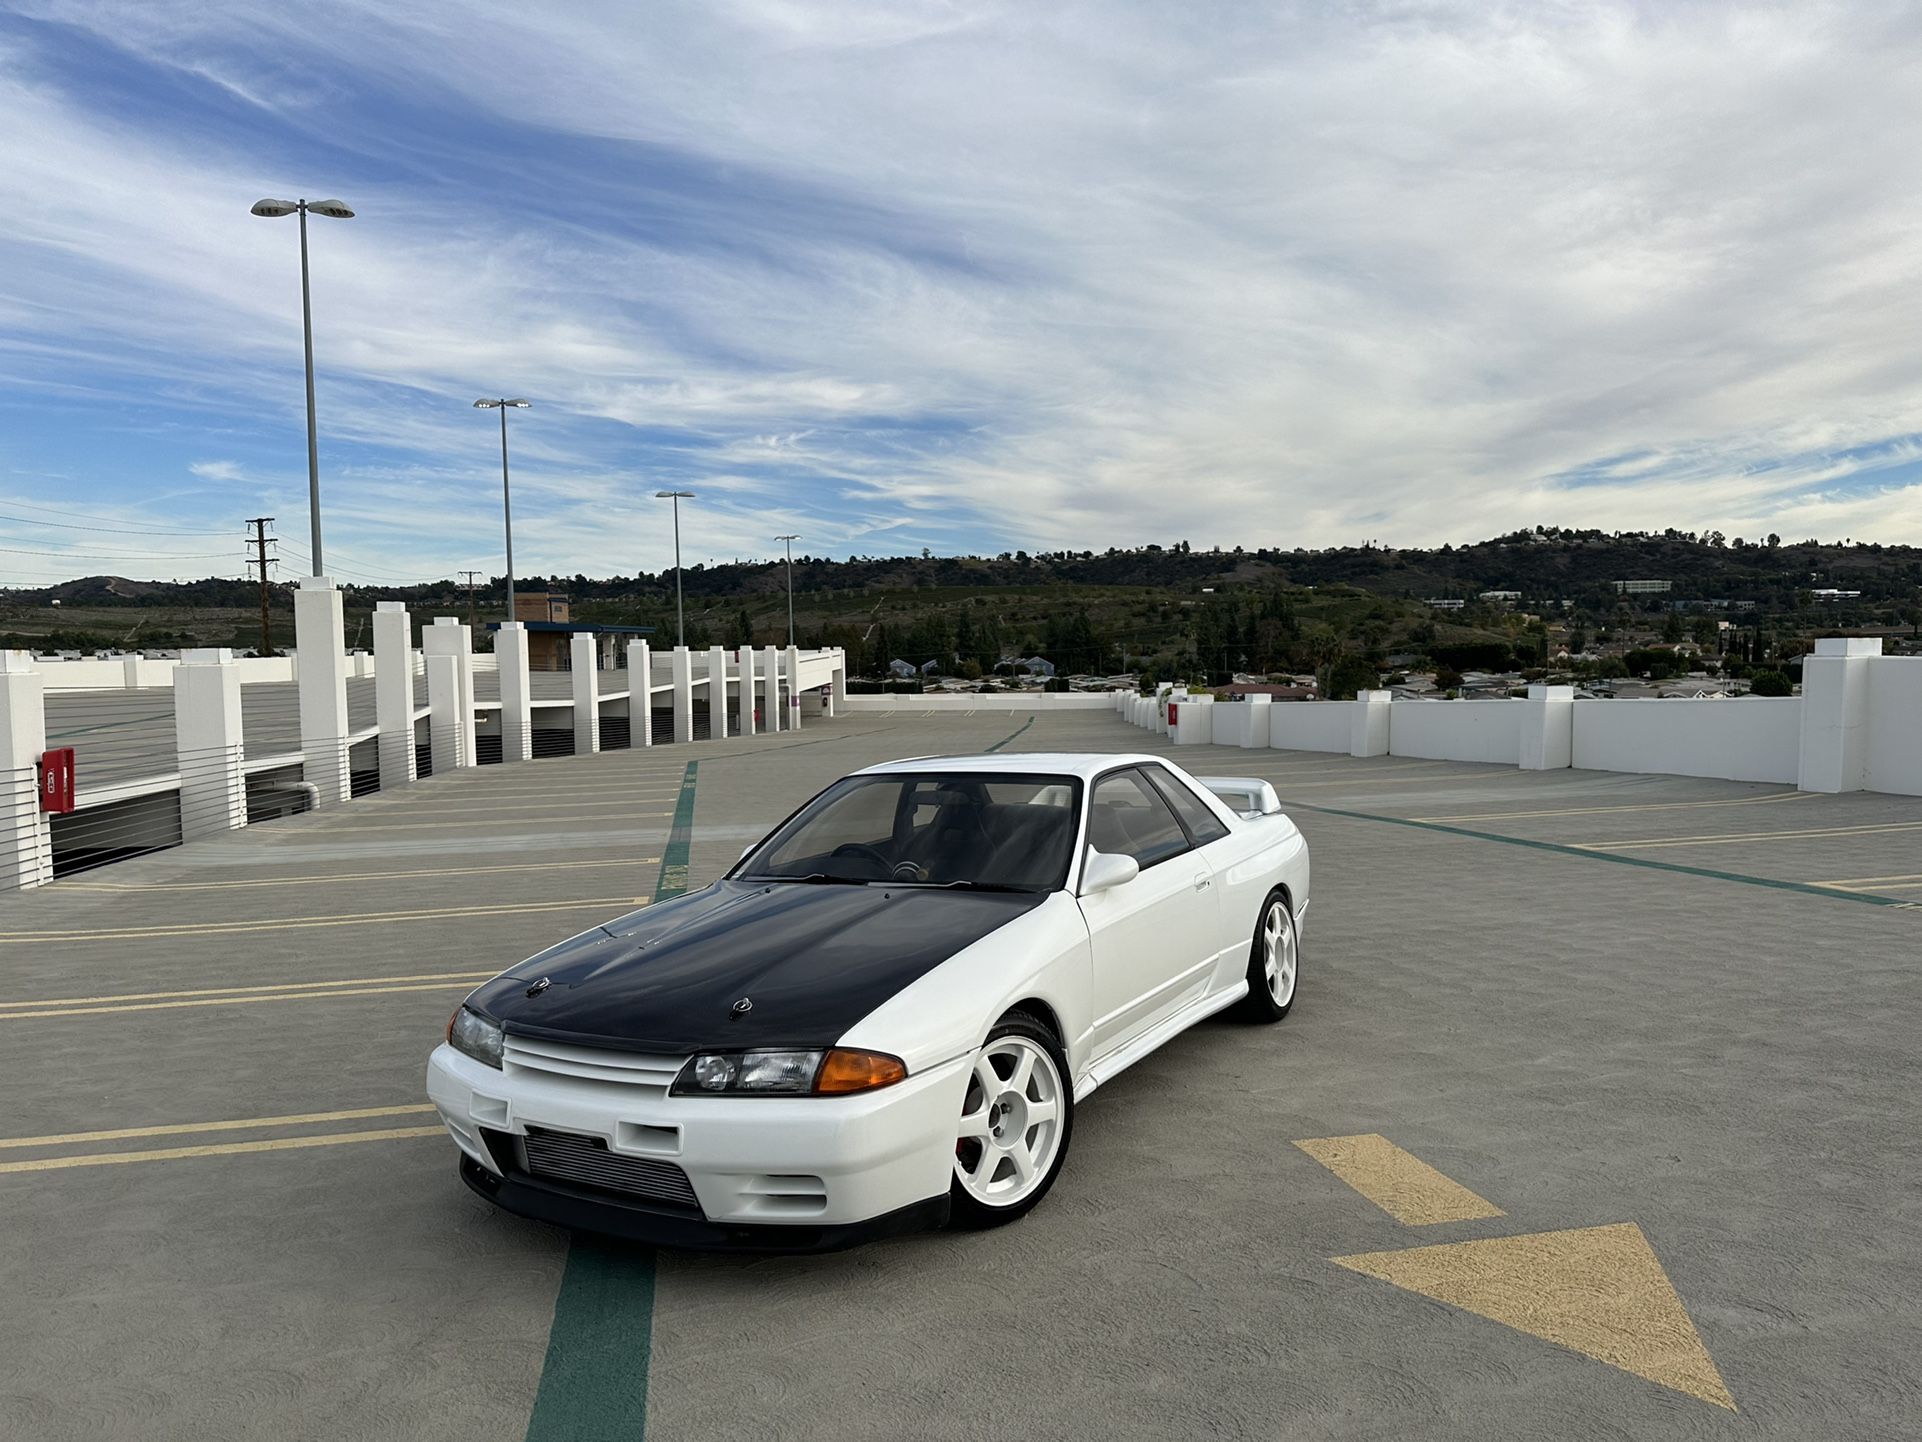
(2, 1, 1920, 587)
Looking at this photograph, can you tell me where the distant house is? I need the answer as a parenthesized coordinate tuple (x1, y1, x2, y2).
(1218, 683, 1316, 702)
(887, 658, 918, 679)
(1426, 598, 1467, 610)
(1017, 656, 1056, 678)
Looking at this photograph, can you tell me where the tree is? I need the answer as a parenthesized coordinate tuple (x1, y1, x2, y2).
(1750, 669, 1793, 696)
(729, 608, 753, 648)
(1323, 654, 1380, 700)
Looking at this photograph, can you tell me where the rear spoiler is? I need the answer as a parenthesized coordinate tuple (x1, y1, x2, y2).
(1196, 776, 1284, 819)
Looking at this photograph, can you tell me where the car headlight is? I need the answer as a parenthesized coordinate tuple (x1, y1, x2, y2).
(447, 1006, 504, 1069)
(671, 1048, 907, 1096)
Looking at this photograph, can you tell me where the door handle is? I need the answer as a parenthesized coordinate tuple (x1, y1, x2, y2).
(1193, 874, 1211, 891)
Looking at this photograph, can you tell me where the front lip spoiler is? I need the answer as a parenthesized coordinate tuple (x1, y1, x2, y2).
(459, 1156, 950, 1254)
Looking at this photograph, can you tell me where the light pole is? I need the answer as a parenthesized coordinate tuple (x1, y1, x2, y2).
(250, 197, 354, 576)
(473, 399, 529, 622)
(775, 533, 800, 647)
(655, 490, 695, 646)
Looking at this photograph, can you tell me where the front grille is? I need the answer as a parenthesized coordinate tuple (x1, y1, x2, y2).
(503, 1036, 684, 1093)
(521, 1128, 701, 1211)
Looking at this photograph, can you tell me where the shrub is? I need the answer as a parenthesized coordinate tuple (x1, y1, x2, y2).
(1749, 670, 1793, 697)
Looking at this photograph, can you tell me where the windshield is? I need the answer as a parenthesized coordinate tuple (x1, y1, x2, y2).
(736, 772, 1081, 891)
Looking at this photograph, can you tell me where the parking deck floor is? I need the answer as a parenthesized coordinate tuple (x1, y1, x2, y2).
(2, 711, 1918, 1440)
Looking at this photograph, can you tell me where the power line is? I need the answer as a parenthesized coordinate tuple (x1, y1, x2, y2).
(0, 499, 228, 535)
(0, 546, 235, 559)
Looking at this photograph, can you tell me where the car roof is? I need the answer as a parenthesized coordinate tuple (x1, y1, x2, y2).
(851, 752, 1173, 781)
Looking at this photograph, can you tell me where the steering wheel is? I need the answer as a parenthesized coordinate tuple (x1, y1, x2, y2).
(829, 842, 893, 876)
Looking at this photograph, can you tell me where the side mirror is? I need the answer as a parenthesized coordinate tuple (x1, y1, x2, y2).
(1080, 849, 1139, 896)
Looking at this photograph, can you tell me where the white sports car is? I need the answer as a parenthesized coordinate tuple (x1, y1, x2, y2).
(427, 752, 1310, 1250)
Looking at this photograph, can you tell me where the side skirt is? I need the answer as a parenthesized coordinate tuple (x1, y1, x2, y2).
(1073, 980, 1250, 1102)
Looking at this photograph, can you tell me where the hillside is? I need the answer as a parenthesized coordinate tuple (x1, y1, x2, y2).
(3, 529, 1916, 683)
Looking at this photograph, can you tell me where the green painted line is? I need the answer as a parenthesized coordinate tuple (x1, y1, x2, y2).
(654, 761, 700, 903)
(1287, 800, 1911, 909)
(524, 759, 697, 1442)
(986, 716, 1034, 753)
(522, 1238, 655, 1442)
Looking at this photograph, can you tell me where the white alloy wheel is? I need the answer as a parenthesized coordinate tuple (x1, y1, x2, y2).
(1263, 900, 1298, 1007)
(954, 1034, 1065, 1209)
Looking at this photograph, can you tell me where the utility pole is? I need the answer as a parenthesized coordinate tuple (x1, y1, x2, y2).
(460, 570, 483, 631)
(246, 517, 277, 656)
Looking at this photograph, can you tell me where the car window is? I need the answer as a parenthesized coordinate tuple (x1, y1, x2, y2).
(738, 773, 1080, 889)
(1144, 766, 1231, 846)
(1087, 769, 1192, 870)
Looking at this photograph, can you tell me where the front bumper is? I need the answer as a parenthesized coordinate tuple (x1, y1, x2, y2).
(427, 1043, 964, 1248)
(458, 1154, 948, 1252)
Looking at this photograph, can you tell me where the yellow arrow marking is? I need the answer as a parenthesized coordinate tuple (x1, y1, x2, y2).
(1294, 1133, 1504, 1225)
(1333, 1223, 1736, 1410)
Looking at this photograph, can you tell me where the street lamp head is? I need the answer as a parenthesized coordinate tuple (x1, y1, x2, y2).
(656, 490, 694, 499)
(776, 533, 801, 542)
(473, 399, 498, 409)
(307, 200, 355, 219)
(251, 199, 299, 217)
(504, 399, 530, 408)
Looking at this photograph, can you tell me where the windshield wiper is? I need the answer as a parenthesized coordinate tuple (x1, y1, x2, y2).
(748, 872, 871, 886)
(932, 879, 1038, 894)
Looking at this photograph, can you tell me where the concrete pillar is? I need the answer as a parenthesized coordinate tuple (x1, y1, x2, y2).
(1798, 637, 1879, 793)
(737, 647, 757, 737)
(671, 646, 694, 744)
(1241, 693, 1272, 748)
(1171, 694, 1214, 744)
(295, 576, 351, 805)
(427, 653, 467, 773)
(1350, 690, 1392, 758)
(761, 645, 784, 733)
(830, 649, 847, 717)
(0, 651, 53, 891)
(421, 618, 477, 771)
(785, 646, 802, 731)
(496, 622, 533, 763)
(570, 633, 600, 755)
(627, 641, 653, 747)
(173, 648, 247, 839)
(707, 646, 729, 740)
(1519, 684, 1575, 771)
(122, 655, 142, 688)
(372, 602, 417, 787)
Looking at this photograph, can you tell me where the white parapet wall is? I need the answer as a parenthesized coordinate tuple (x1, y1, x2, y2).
(1271, 700, 1353, 752)
(1866, 656, 1922, 795)
(1571, 697, 1801, 784)
(841, 693, 1115, 712)
(1391, 698, 1526, 765)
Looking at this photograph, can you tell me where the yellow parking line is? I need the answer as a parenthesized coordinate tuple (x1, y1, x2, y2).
(0, 1104, 436, 1150)
(350, 796, 678, 817)
(1277, 769, 1517, 791)
(265, 814, 669, 834)
(0, 979, 485, 1020)
(0, 895, 642, 945)
(1583, 820, 1922, 851)
(1295, 1133, 1505, 1225)
(1413, 791, 1813, 823)
(0, 1126, 444, 1175)
(0, 971, 496, 1010)
(1817, 873, 1922, 892)
(60, 858, 659, 893)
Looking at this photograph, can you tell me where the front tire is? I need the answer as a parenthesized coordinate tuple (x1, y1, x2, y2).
(949, 1013, 1073, 1229)
(1238, 891, 1300, 1023)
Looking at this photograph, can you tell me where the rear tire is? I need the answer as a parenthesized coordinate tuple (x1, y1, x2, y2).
(1238, 891, 1299, 1023)
(948, 1012, 1074, 1229)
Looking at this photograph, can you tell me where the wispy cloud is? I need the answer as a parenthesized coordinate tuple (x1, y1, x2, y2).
(0, 0, 1919, 589)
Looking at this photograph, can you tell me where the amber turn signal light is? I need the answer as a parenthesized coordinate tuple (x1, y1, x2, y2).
(815, 1048, 908, 1094)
